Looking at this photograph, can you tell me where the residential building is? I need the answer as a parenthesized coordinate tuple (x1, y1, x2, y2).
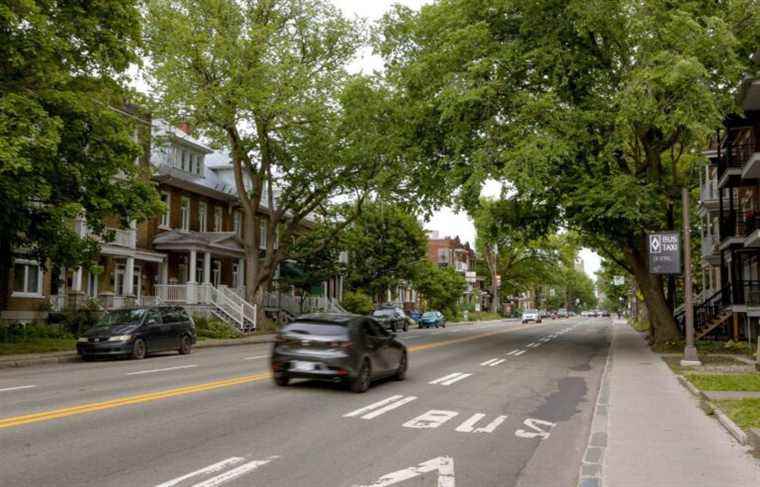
(691, 76, 760, 341)
(425, 231, 484, 309)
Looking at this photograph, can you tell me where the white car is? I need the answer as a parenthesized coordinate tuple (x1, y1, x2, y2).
(522, 309, 542, 324)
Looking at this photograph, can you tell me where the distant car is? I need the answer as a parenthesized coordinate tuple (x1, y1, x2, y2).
(419, 310, 446, 328)
(76, 306, 196, 360)
(522, 309, 542, 324)
(601, 310, 611, 317)
(408, 310, 422, 323)
(557, 308, 569, 318)
(372, 307, 408, 332)
(270, 313, 407, 393)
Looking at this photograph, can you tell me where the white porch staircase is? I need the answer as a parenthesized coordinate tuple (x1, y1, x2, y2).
(155, 283, 256, 332)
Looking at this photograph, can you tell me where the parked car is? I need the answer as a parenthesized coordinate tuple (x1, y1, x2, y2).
(419, 310, 446, 328)
(76, 306, 196, 360)
(522, 309, 542, 324)
(601, 310, 611, 317)
(371, 306, 408, 332)
(557, 308, 569, 318)
(408, 309, 423, 323)
(270, 313, 407, 393)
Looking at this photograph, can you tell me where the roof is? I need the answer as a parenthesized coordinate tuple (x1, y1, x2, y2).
(152, 230, 244, 257)
(294, 313, 362, 324)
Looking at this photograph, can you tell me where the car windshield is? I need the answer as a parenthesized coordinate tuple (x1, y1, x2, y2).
(422, 312, 436, 319)
(372, 309, 395, 317)
(94, 309, 146, 328)
(282, 322, 348, 337)
(524, 310, 537, 314)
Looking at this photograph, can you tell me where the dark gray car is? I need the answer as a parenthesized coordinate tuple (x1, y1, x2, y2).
(270, 313, 408, 393)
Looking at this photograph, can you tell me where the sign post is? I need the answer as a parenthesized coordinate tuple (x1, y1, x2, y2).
(681, 188, 700, 366)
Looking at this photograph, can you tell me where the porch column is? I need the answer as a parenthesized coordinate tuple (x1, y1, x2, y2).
(72, 267, 83, 293)
(124, 257, 135, 296)
(238, 257, 245, 289)
(203, 252, 211, 284)
(188, 250, 197, 283)
(160, 260, 168, 285)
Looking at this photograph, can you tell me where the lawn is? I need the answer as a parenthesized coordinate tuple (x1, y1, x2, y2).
(686, 373, 760, 391)
(715, 399, 760, 430)
(661, 355, 749, 375)
(0, 338, 77, 356)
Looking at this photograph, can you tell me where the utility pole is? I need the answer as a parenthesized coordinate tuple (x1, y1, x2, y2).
(681, 187, 702, 366)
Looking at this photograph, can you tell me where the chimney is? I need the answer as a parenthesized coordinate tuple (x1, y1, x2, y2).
(177, 121, 192, 135)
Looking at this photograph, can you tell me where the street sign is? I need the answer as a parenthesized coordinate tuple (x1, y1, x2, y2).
(613, 276, 625, 286)
(648, 232, 681, 274)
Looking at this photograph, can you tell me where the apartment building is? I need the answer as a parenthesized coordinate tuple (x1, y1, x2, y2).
(425, 231, 485, 310)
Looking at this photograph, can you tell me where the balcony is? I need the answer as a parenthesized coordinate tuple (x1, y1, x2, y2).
(700, 234, 719, 264)
(740, 140, 760, 179)
(743, 213, 760, 247)
(719, 140, 760, 187)
(75, 219, 136, 249)
(719, 211, 744, 249)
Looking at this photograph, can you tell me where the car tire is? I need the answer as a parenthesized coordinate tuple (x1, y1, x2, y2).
(395, 352, 408, 381)
(178, 335, 192, 355)
(441, 322, 446, 328)
(351, 360, 371, 393)
(273, 373, 290, 387)
(131, 338, 147, 360)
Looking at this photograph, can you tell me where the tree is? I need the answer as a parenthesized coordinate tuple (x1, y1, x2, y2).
(378, 0, 760, 346)
(0, 1, 162, 310)
(144, 0, 427, 316)
(412, 261, 467, 319)
(343, 202, 428, 302)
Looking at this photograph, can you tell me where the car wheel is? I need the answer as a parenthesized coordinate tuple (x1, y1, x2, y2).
(441, 322, 446, 328)
(178, 335, 192, 355)
(131, 338, 147, 360)
(395, 352, 408, 381)
(351, 360, 371, 393)
(273, 373, 290, 387)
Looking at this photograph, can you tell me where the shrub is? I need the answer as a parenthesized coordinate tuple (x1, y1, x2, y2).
(0, 322, 74, 343)
(193, 314, 243, 339)
(341, 291, 374, 315)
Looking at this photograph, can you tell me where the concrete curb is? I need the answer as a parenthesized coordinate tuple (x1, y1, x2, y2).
(675, 375, 752, 448)
(748, 429, 760, 458)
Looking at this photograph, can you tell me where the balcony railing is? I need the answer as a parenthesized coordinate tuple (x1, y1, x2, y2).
(700, 234, 718, 257)
(75, 219, 136, 249)
(719, 211, 739, 240)
(743, 214, 760, 237)
(718, 141, 760, 180)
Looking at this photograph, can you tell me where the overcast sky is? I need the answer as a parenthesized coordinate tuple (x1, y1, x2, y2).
(329, 0, 601, 279)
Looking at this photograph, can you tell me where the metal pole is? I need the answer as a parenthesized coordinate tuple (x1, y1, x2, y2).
(682, 187, 702, 366)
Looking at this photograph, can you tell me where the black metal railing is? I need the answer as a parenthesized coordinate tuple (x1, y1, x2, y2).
(718, 140, 760, 180)
(720, 210, 739, 240)
(744, 214, 760, 236)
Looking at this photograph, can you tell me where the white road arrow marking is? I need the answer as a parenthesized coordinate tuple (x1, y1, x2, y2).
(403, 410, 459, 429)
(344, 395, 418, 420)
(455, 413, 508, 433)
(189, 456, 279, 487)
(515, 418, 556, 439)
(353, 456, 455, 487)
(155, 457, 245, 487)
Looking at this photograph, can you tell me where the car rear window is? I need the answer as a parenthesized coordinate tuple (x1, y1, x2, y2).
(282, 322, 349, 337)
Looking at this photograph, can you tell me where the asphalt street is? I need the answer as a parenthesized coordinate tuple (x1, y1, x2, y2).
(0, 317, 612, 487)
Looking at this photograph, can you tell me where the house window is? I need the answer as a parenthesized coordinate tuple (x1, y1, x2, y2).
(438, 248, 449, 263)
(233, 211, 241, 237)
(12, 260, 43, 297)
(160, 191, 171, 228)
(259, 223, 267, 250)
(198, 202, 207, 232)
(214, 207, 223, 232)
(180, 149, 188, 172)
(87, 271, 98, 298)
(196, 155, 204, 175)
(232, 262, 240, 289)
(180, 197, 190, 231)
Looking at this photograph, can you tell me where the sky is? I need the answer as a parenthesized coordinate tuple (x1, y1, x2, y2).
(330, 0, 602, 279)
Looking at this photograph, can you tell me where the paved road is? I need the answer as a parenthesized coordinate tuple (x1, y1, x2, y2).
(0, 317, 611, 487)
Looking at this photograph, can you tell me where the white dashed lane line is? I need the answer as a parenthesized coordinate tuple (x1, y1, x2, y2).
(0, 385, 37, 393)
(126, 364, 198, 376)
(343, 395, 418, 420)
(242, 355, 268, 360)
(429, 372, 472, 386)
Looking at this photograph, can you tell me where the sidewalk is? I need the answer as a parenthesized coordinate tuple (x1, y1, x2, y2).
(603, 321, 760, 486)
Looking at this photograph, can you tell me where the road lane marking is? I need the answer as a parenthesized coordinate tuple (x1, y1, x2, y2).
(513, 350, 526, 357)
(430, 373, 472, 386)
(403, 410, 459, 429)
(353, 456, 455, 487)
(344, 395, 418, 420)
(155, 457, 245, 487)
(506, 349, 521, 356)
(489, 359, 506, 367)
(480, 358, 499, 366)
(0, 385, 37, 393)
(242, 355, 268, 360)
(126, 364, 198, 376)
(0, 322, 547, 430)
(190, 456, 279, 487)
(455, 413, 508, 433)
(515, 418, 556, 439)
(526, 342, 539, 348)
(0, 371, 271, 430)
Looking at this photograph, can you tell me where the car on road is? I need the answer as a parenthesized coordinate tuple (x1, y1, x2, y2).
(270, 313, 407, 393)
(371, 306, 408, 332)
(522, 309, 542, 324)
(557, 308, 569, 318)
(601, 310, 611, 317)
(76, 306, 196, 360)
(418, 310, 446, 328)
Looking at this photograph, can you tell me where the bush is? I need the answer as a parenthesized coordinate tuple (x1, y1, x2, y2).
(341, 291, 374, 315)
(60, 308, 101, 336)
(0, 322, 74, 343)
(193, 314, 243, 339)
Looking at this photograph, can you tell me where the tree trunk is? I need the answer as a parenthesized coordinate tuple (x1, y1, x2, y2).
(624, 240, 680, 346)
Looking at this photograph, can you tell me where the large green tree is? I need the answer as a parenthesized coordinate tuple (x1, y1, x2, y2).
(343, 202, 428, 302)
(412, 261, 467, 319)
(379, 0, 760, 345)
(0, 1, 162, 310)
(144, 0, 429, 314)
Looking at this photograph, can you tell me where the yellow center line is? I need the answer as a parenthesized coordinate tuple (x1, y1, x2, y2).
(0, 322, 543, 430)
